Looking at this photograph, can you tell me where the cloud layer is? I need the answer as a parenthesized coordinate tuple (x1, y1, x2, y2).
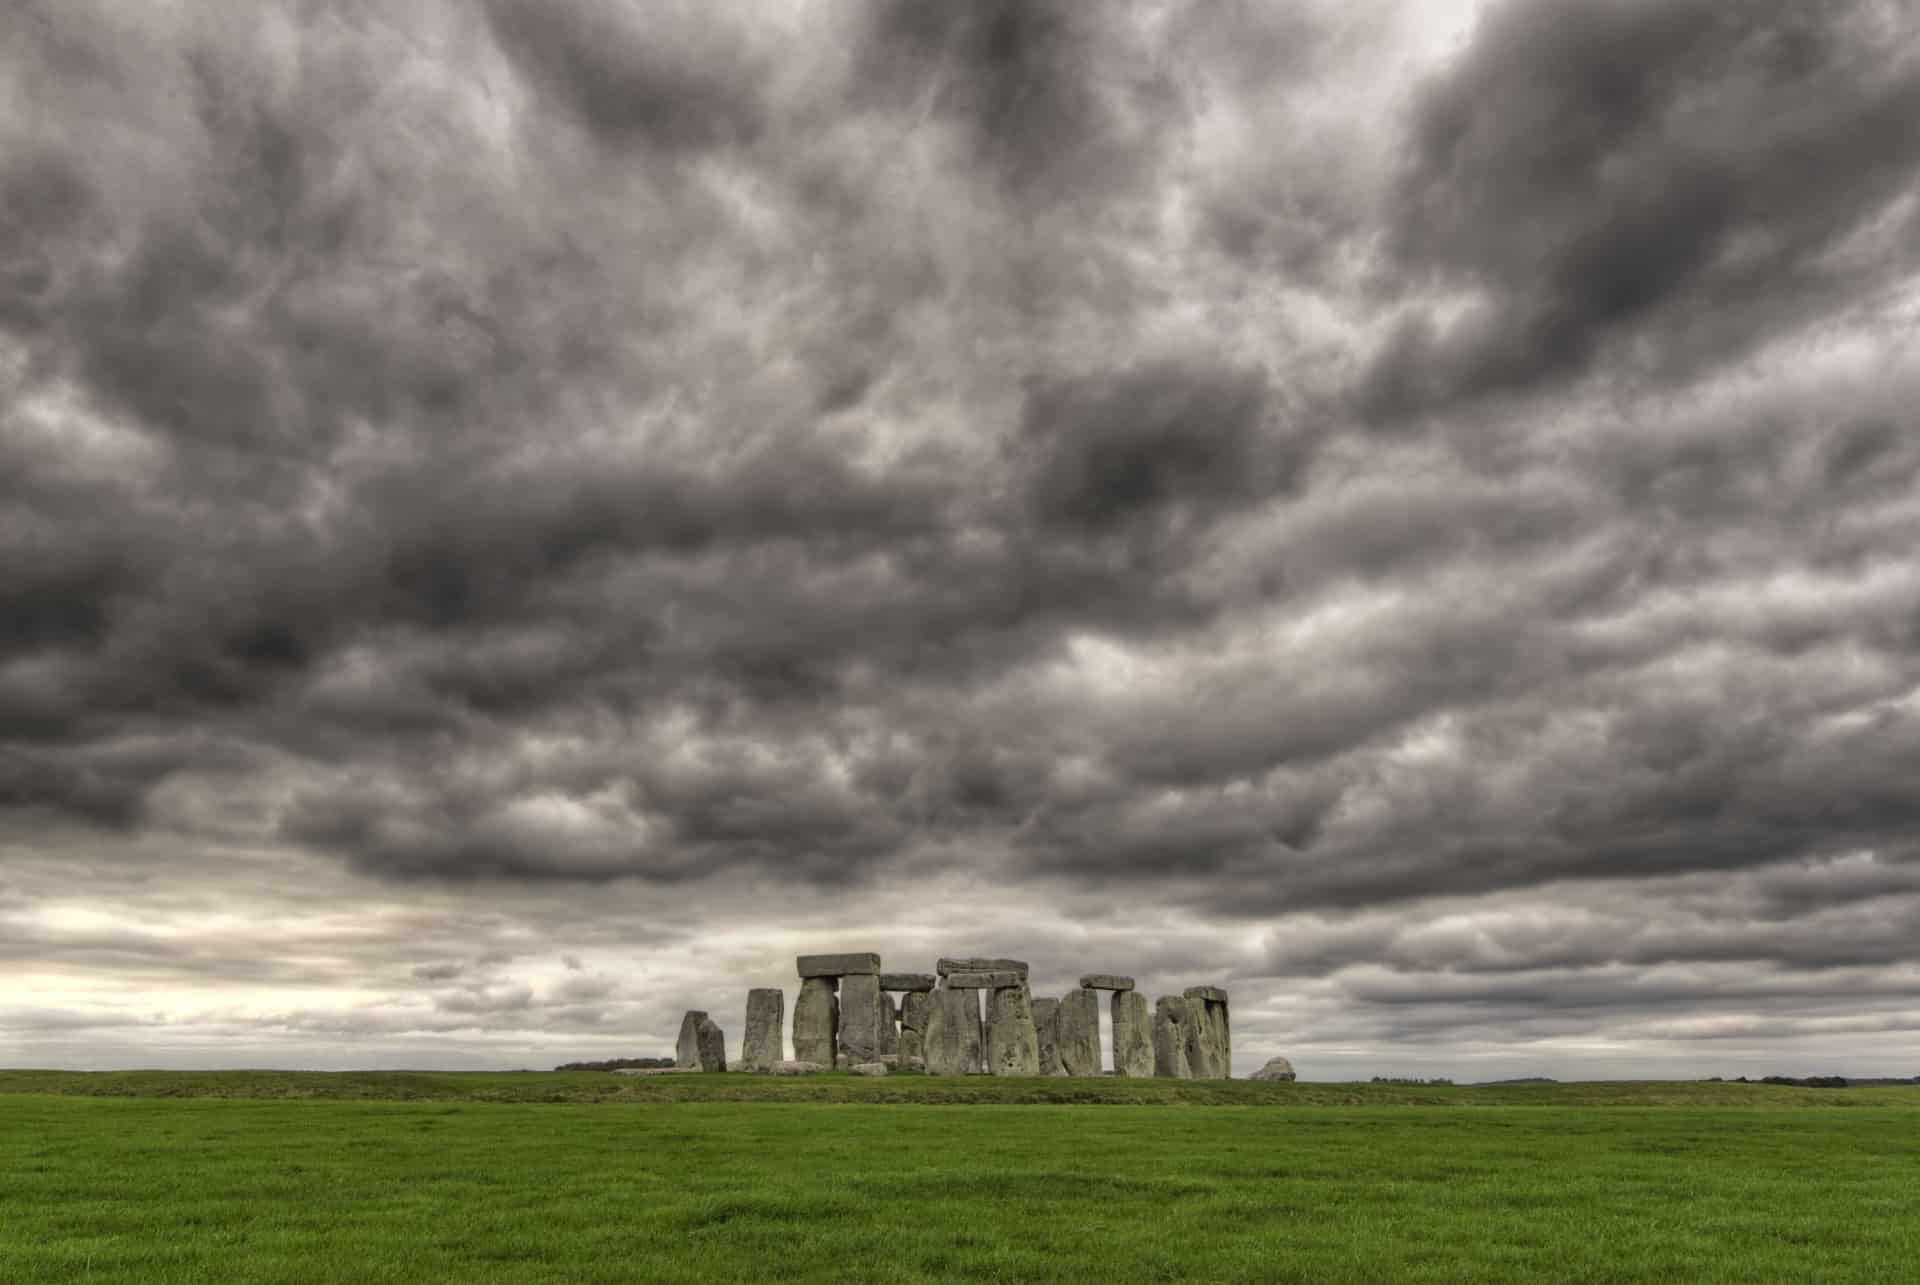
(5, 0, 1919, 1075)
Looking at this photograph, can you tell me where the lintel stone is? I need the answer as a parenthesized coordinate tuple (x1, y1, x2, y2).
(1079, 973, 1135, 991)
(1183, 984, 1228, 1004)
(797, 952, 881, 978)
(944, 971, 1023, 990)
(879, 973, 936, 992)
(936, 957, 1029, 978)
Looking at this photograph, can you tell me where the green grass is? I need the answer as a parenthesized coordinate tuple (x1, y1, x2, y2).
(3, 1077, 1918, 1283)
(6, 1067, 1920, 1106)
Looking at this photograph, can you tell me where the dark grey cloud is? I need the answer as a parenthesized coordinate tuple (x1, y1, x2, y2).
(5, 0, 1920, 1073)
(1360, 0, 1920, 419)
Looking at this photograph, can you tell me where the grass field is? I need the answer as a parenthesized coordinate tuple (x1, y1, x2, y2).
(5, 1074, 1919, 1283)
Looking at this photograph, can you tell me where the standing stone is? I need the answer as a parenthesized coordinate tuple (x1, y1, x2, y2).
(1184, 995, 1221, 1079)
(694, 1015, 726, 1072)
(837, 972, 884, 1066)
(793, 976, 838, 1067)
(1111, 989, 1153, 1078)
(742, 988, 785, 1071)
(1032, 997, 1063, 1076)
(984, 982, 1040, 1076)
(1152, 997, 1192, 1079)
(1250, 1056, 1295, 1082)
(1185, 987, 1231, 1079)
(796, 952, 881, 978)
(923, 985, 984, 1076)
(1055, 988, 1102, 1077)
(675, 1010, 710, 1069)
(899, 989, 931, 1065)
(878, 991, 900, 1057)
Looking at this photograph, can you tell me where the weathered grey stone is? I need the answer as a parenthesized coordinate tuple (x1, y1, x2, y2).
(984, 983, 1040, 1076)
(797, 952, 881, 978)
(1032, 997, 1063, 1076)
(878, 990, 900, 1057)
(880, 973, 936, 992)
(1184, 994, 1220, 1079)
(1111, 989, 1153, 1078)
(898, 989, 931, 1065)
(837, 972, 884, 1066)
(742, 988, 784, 1071)
(923, 985, 984, 1075)
(936, 957, 1029, 978)
(675, 1010, 709, 1069)
(850, 1061, 889, 1076)
(1183, 984, 1228, 1005)
(1212, 999, 1231, 1077)
(898, 1054, 926, 1072)
(1055, 988, 1102, 1076)
(793, 976, 838, 1066)
(1250, 1056, 1295, 1082)
(767, 1060, 830, 1076)
(1153, 997, 1192, 1078)
(943, 970, 1024, 990)
(1079, 973, 1135, 991)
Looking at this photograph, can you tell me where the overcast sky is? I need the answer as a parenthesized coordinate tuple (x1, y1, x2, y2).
(5, 0, 1920, 1080)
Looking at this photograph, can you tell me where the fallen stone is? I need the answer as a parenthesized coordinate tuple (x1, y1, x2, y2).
(611, 1066, 700, 1075)
(1032, 997, 1063, 1076)
(1250, 1056, 1295, 1082)
(792, 976, 839, 1066)
(849, 1061, 889, 1076)
(675, 1010, 710, 1069)
(1055, 988, 1102, 1077)
(985, 982, 1040, 1076)
(943, 971, 1024, 990)
(936, 957, 1029, 978)
(1111, 989, 1153, 1078)
(1079, 973, 1135, 991)
(1152, 997, 1192, 1079)
(766, 1060, 830, 1076)
(797, 952, 881, 978)
(879, 990, 900, 1057)
(923, 985, 984, 1075)
(1183, 984, 1229, 1005)
(837, 972, 884, 1066)
(898, 1054, 926, 1072)
(880, 973, 936, 992)
(741, 988, 784, 1071)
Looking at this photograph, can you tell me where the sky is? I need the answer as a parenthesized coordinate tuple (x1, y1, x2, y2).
(4, 0, 1920, 1081)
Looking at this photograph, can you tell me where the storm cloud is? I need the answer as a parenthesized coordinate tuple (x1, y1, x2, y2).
(4, 0, 1919, 1078)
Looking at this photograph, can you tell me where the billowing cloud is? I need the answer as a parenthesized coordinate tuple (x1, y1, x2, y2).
(4, 0, 1919, 1077)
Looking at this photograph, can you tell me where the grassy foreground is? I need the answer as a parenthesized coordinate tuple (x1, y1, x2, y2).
(4, 1079, 1919, 1283)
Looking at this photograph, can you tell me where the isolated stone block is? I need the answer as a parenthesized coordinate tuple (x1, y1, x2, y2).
(742, 988, 784, 1071)
(1250, 1056, 1295, 1082)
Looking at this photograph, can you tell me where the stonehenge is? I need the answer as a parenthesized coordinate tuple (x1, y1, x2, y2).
(672, 951, 1238, 1080)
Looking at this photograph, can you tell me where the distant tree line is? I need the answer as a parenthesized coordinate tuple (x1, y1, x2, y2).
(1704, 1075, 1862, 1088)
(554, 1057, 674, 1072)
(1370, 1076, 1454, 1085)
